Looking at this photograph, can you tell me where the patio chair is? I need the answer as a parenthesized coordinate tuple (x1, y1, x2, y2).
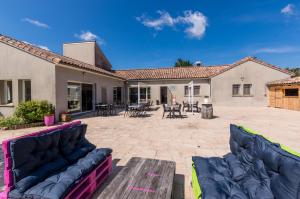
(192, 101, 199, 112)
(124, 104, 130, 117)
(173, 104, 182, 118)
(182, 101, 189, 112)
(162, 104, 172, 118)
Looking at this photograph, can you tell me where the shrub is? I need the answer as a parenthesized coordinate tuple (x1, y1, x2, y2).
(0, 116, 24, 128)
(14, 100, 55, 123)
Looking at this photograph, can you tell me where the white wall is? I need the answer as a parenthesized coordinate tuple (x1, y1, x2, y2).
(55, 66, 124, 117)
(211, 61, 291, 106)
(0, 43, 56, 117)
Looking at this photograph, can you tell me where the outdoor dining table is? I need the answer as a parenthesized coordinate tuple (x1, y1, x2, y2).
(128, 104, 146, 117)
(165, 104, 181, 118)
(96, 104, 116, 116)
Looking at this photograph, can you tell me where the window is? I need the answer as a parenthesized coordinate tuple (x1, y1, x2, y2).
(138, 87, 151, 103)
(184, 86, 189, 96)
(243, 84, 252, 96)
(194, 86, 200, 96)
(147, 87, 151, 100)
(232, 84, 240, 96)
(129, 87, 138, 104)
(19, 80, 31, 102)
(285, 89, 298, 97)
(113, 87, 122, 104)
(184, 85, 200, 96)
(67, 83, 81, 112)
(0, 80, 13, 105)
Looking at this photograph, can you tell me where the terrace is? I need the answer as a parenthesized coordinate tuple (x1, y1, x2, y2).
(0, 106, 299, 198)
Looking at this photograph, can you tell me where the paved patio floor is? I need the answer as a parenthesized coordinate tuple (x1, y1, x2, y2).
(1, 106, 300, 199)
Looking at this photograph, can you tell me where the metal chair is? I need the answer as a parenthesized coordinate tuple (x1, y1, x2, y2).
(173, 104, 182, 118)
(162, 104, 172, 118)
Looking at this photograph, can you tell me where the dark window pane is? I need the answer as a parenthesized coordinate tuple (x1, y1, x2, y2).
(194, 86, 200, 96)
(243, 84, 252, 96)
(285, 89, 298, 97)
(232, 84, 240, 96)
(184, 86, 188, 96)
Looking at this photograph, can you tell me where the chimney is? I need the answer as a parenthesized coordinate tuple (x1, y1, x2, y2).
(63, 41, 112, 70)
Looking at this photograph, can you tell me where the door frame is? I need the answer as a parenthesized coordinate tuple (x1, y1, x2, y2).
(160, 86, 168, 104)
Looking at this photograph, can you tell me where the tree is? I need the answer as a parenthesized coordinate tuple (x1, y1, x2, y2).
(285, 67, 300, 77)
(174, 58, 193, 67)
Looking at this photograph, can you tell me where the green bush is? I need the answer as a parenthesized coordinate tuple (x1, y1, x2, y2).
(14, 100, 55, 123)
(0, 116, 24, 128)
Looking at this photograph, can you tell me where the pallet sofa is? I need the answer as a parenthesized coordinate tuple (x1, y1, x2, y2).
(192, 124, 300, 199)
(0, 121, 112, 199)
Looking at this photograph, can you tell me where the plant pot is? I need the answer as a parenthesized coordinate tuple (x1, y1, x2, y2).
(44, 115, 55, 126)
(60, 113, 71, 122)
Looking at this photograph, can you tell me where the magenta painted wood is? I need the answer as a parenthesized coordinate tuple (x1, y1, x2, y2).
(64, 155, 112, 199)
(44, 115, 55, 126)
(0, 121, 82, 199)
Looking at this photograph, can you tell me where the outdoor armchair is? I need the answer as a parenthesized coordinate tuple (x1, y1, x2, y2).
(192, 124, 300, 199)
(162, 104, 172, 118)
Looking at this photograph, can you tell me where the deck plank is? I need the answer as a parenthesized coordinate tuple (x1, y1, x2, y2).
(98, 157, 175, 199)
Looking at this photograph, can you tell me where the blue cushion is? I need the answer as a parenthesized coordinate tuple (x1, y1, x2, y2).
(23, 148, 112, 199)
(60, 124, 96, 163)
(193, 124, 300, 199)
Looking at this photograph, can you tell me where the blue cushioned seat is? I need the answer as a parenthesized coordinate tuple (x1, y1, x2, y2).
(8, 124, 112, 199)
(23, 148, 112, 199)
(192, 124, 300, 199)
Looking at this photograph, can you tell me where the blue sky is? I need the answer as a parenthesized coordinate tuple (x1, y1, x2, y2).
(0, 0, 300, 69)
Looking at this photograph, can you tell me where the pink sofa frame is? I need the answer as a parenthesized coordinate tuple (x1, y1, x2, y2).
(0, 121, 112, 199)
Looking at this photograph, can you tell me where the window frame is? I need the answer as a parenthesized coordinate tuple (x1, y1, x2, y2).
(243, 84, 252, 96)
(0, 80, 13, 105)
(232, 84, 241, 96)
(284, 88, 299, 97)
(184, 85, 200, 96)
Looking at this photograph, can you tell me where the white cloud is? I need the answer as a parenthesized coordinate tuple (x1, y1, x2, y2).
(254, 47, 299, 54)
(281, 4, 295, 16)
(177, 11, 207, 39)
(75, 31, 105, 44)
(136, 11, 175, 30)
(137, 10, 208, 39)
(22, 18, 50, 29)
(22, 41, 50, 51)
(38, 45, 50, 51)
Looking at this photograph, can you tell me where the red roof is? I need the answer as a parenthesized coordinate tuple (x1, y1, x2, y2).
(0, 34, 124, 80)
(268, 77, 300, 86)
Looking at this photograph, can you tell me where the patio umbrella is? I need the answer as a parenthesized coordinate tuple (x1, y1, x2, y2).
(188, 81, 194, 114)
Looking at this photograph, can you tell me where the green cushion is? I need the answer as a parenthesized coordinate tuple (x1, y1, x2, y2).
(192, 161, 202, 199)
(240, 126, 300, 157)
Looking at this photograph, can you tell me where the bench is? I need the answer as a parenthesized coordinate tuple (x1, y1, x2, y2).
(192, 124, 300, 199)
(0, 121, 112, 199)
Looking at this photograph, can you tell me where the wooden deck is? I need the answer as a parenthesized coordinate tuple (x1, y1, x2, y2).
(98, 157, 176, 199)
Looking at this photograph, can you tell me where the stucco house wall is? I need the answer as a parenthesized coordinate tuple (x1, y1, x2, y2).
(127, 79, 210, 104)
(55, 65, 124, 117)
(0, 42, 56, 117)
(210, 61, 291, 106)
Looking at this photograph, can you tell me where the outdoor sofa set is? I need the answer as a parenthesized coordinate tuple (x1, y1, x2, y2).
(1, 122, 300, 199)
(192, 124, 300, 199)
(0, 121, 112, 199)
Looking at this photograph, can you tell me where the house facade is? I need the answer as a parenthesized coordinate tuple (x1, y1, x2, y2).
(0, 34, 292, 118)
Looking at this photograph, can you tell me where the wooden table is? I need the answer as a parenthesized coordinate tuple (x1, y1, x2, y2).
(98, 157, 176, 199)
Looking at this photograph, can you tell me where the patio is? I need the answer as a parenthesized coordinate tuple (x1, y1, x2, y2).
(1, 106, 300, 199)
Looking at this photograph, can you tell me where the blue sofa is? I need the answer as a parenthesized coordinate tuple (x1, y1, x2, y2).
(5, 123, 112, 199)
(192, 124, 300, 199)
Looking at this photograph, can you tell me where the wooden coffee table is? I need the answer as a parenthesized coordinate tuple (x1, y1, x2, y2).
(98, 157, 176, 199)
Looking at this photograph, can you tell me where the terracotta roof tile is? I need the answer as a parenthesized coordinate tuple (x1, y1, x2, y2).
(211, 56, 293, 77)
(115, 65, 229, 80)
(0, 34, 124, 80)
(267, 77, 300, 86)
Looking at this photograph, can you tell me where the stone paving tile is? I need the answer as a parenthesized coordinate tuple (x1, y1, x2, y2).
(1, 106, 300, 198)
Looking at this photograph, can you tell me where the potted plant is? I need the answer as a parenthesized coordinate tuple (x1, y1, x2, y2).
(42, 101, 55, 126)
(60, 111, 71, 122)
